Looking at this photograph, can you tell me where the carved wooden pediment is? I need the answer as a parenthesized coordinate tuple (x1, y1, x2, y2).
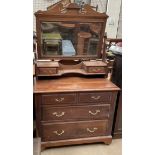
(35, 1, 108, 19)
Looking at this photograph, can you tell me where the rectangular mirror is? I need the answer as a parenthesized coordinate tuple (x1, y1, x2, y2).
(41, 21, 102, 57)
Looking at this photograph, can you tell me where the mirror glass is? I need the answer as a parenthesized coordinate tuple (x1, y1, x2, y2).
(41, 22, 102, 57)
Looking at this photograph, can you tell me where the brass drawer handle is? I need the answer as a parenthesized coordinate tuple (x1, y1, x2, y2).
(52, 112, 65, 117)
(55, 97, 64, 102)
(53, 130, 64, 136)
(91, 96, 101, 100)
(87, 128, 98, 133)
(89, 110, 100, 115)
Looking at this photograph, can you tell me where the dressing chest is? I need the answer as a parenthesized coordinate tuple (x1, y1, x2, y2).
(34, 77, 119, 150)
(34, 0, 120, 150)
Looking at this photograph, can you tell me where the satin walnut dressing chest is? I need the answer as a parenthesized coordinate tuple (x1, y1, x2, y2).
(34, 77, 119, 150)
(33, 0, 120, 150)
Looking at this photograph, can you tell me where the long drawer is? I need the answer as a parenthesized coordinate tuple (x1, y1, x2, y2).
(41, 120, 108, 141)
(41, 104, 110, 121)
(42, 93, 76, 105)
(79, 92, 112, 103)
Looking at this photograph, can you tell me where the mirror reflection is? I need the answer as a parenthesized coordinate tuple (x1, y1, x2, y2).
(41, 22, 102, 57)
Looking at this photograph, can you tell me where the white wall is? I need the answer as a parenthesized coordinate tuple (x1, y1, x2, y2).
(117, 4, 122, 38)
(33, 0, 60, 31)
(106, 0, 122, 38)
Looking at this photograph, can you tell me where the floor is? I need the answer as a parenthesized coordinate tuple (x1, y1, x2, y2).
(41, 139, 122, 155)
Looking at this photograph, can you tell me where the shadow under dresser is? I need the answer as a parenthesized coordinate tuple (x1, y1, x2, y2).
(34, 77, 120, 151)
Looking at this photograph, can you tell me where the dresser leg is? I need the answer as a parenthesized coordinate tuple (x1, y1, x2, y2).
(41, 145, 46, 152)
(103, 137, 112, 145)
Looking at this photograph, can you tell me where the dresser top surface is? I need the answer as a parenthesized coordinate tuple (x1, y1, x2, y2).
(34, 77, 120, 93)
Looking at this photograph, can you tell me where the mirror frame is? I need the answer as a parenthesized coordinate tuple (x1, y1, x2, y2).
(35, 1, 108, 60)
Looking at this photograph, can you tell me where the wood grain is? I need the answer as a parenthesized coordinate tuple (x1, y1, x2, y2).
(34, 77, 120, 93)
(41, 104, 110, 121)
(41, 120, 108, 141)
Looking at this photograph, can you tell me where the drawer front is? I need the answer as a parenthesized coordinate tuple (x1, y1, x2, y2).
(42, 93, 76, 105)
(88, 67, 106, 73)
(42, 105, 110, 121)
(79, 92, 112, 103)
(41, 120, 108, 141)
(38, 68, 57, 75)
